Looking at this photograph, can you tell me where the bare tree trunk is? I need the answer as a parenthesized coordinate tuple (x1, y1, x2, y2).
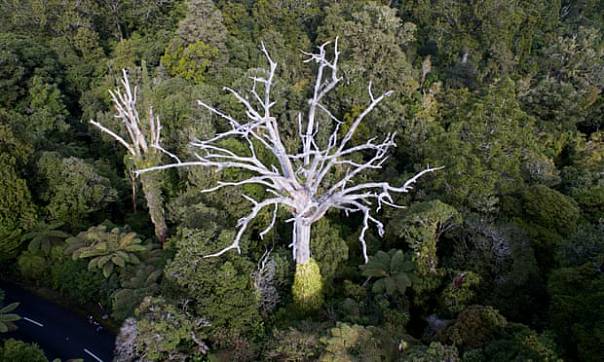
(294, 220, 311, 264)
(140, 173, 167, 245)
(128, 40, 440, 315)
(292, 220, 323, 312)
(130, 174, 137, 212)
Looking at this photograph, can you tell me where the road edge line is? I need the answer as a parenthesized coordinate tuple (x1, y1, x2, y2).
(23, 317, 44, 327)
(84, 348, 104, 362)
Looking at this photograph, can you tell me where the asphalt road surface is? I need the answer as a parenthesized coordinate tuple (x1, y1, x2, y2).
(0, 282, 115, 361)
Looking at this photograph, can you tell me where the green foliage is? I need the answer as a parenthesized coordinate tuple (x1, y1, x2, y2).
(0, 228, 24, 265)
(556, 223, 604, 267)
(403, 0, 558, 83)
(440, 271, 481, 315)
(49, 258, 109, 305)
(17, 250, 47, 281)
(360, 249, 417, 297)
(161, 40, 220, 83)
(440, 305, 507, 349)
(292, 258, 324, 313)
(26, 75, 69, 142)
(112, 264, 162, 320)
(522, 185, 580, 236)
(404, 342, 460, 362)
(0, 32, 61, 109)
(158, 0, 227, 83)
(175, 0, 227, 50)
(461, 324, 561, 362)
(392, 200, 461, 275)
(21, 221, 69, 255)
(0, 339, 47, 362)
(423, 80, 544, 214)
(571, 185, 604, 223)
(448, 221, 543, 321)
(522, 26, 604, 129)
(319, 322, 389, 362)
(65, 224, 148, 278)
(548, 262, 604, 361)
(0, 112, 33, 164)
(165, 218, 263, 346)
(134, 297, 209, 361)
(0, 155, 36, 232)
(266, 322, 323, 361)
(36, 152, 118, 227)
(0, 301, 20, 333)
(311, 218, 349, 290)
(317, 1, 417, 138)
(572, 131, 604, 177)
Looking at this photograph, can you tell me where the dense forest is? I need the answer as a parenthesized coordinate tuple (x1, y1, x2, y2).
(0, 0, 603, 361)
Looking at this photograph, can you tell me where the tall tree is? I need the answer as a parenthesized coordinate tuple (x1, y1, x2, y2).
(139, 40, 438, 310)
(90, 71, 168, 244)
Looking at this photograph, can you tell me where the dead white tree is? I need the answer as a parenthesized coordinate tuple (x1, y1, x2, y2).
(137, 39, 440, 307)
(90, 71, 169, 244)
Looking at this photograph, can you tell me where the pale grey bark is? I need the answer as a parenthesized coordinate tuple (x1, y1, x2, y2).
(90, 71, 169, 244)
(138, 40, 441, 263)
(294, 220, 311, 264)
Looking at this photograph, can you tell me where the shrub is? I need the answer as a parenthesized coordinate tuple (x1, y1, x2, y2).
(319, 323, 390, 361)
(265, 322, 323, 361)
(522, 185, 580, 236)
(161, 39, 220, 83)
(548, 262, 604, 361)
(571, 185, 604, 223)
(134, 297, 209, 361)
(0, 339, 47, 362)
(111, 265, 162, 320)
(404, 342, 460, 362)
(0, 156, 36, 232)
(36, 152, 117, 227)
(440, 305, 507, 349)
(391, 200, 461, 275)
(17, 250, 47, 282)
(311, 218, 349, 291)
(49, 258, 108, 305)
(0, 229, 23, 266)
(165, 225, 263, 346)
(556, 223, 604, 267)
(440, 271, 481, 315)
(462, 324, 560, 361)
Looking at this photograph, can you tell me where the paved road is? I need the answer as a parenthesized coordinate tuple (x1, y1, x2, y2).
(0, 282, 115, 361)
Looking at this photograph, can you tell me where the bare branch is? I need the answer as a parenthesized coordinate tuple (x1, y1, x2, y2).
(90, 120, 136, 155)
(90, 69, 169, 162)
(199, 177, 278, 193)
(138, 40, 441, 264)
(259, 204, 279, 239)
(203, 197, 290, 258)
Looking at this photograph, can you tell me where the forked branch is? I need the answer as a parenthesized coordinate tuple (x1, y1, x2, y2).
(135, 40, 440, 262)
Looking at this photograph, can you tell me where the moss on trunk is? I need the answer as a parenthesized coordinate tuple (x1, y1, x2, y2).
(292, 258, 323, 313)
(140, 173, 167, 245)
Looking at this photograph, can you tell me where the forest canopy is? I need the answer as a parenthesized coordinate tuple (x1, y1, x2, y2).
(0, 1, 603, 361)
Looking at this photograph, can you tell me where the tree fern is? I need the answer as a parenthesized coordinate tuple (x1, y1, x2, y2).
(360, 249, 418, 297)
(21, 221, 69, 255)
(0, 301, 20, 333)
(65, 225, 148, 278)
